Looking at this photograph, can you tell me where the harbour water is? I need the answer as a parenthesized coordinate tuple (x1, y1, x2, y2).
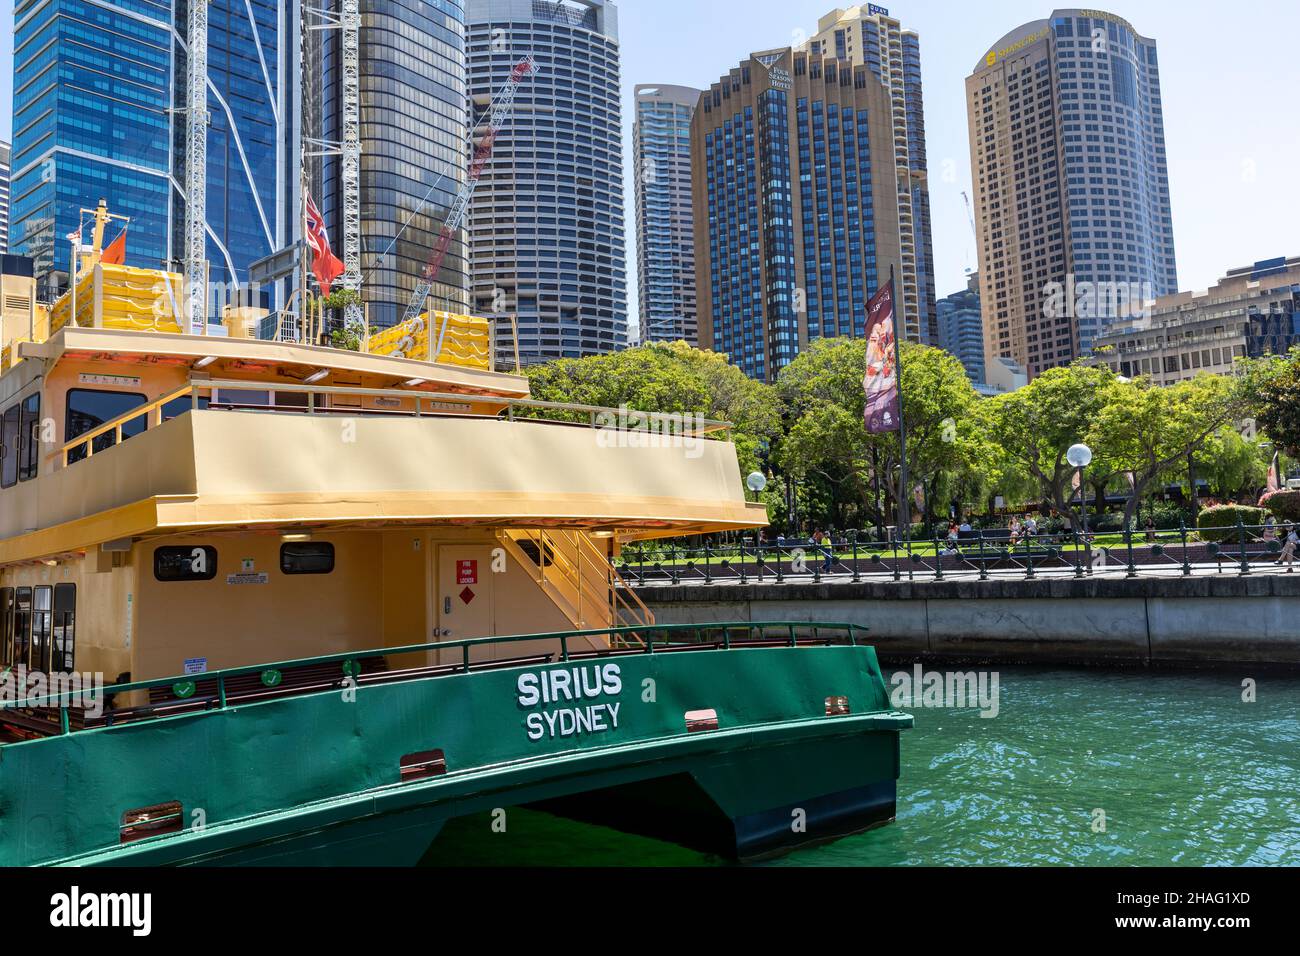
(433, 667, 1300, 866)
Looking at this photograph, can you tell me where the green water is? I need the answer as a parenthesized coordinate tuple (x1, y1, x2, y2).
(432, 668, 1300, 866)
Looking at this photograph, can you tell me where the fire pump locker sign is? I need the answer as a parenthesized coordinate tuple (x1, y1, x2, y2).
(457, 560, 478, 585)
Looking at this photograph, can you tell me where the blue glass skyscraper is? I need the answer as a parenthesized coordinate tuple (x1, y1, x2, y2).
(692, 48, 902, 383)
(937, 273, 985, 384)
(633, 84, 699, 346)
(9, 0, 295, 294)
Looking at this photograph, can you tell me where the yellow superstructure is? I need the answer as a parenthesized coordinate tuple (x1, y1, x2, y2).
(0, 220, 766, 701)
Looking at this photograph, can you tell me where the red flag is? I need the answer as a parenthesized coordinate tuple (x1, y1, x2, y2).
(305, 192, 345, 295)
(101, 227, 126, 265)
(863, 281, 900, 434)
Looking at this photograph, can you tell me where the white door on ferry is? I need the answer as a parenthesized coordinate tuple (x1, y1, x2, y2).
(436, 546, 495, 644)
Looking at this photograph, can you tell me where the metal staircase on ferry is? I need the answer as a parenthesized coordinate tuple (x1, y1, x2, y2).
(494, 529, 654, 648)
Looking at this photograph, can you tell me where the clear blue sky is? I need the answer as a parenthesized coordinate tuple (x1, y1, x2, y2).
(4, 1, 1297, 324)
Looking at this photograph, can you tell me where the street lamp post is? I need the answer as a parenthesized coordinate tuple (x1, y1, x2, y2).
(1068, 443, 1094, 541)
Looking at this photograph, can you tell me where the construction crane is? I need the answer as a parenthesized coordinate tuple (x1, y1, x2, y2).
(304, 2, 363, 339)
(961, 190, 979, 276)
(400, 54, 538, 350)
(183, 0, 209, 334)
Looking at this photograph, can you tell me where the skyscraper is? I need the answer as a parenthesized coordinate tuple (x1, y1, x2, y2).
(966, 9, 1177, 379)
(9, 0, 297, 295)
(467, 0, 627, 363)
(692, 48, 901, 383)
(811, 6, 937, 345)
(316, 1, 469, 329)
(633, 84, 700, 346)
(936, 273, 985, 384)
(0, 142, 10, 254)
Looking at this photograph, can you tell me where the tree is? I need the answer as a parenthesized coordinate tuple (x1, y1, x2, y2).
(1091, 374, 1240, 525)
(776, 338, 983, 533)
(1239, 348, 1300, 456)
(984, 363, 1118, 530)
(524, 342, 781, 474)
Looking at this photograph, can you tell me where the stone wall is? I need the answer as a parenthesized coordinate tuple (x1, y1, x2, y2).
(637, 576, 1300, 667)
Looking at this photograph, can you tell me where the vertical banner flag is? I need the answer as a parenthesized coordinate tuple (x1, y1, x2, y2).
(863, 281, 900, 433)
(305, 191, 345, 296)
(1267, 451, 1281, 493)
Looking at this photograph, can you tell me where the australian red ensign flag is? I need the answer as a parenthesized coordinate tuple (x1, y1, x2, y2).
(863, 281, 900, 433)
(305, 191, 345, 296)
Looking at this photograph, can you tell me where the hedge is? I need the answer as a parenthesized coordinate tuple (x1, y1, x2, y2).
(1259, 489, 1300, 522)
(1197, 505, 1267, 542)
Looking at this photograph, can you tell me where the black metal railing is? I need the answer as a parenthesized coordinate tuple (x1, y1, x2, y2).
(618, 520, 1300, 586)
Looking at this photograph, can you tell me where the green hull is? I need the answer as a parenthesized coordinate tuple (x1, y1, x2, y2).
(0, 628, 910, 866)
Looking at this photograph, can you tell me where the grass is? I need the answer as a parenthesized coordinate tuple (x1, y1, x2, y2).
(619, 532, 1222, 567)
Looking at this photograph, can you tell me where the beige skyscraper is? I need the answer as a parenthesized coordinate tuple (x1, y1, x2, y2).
(810, 6, 937, 345)
(966, 9, 1177, 379)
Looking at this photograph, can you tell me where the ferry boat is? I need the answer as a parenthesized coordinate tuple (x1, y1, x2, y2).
(0, 210, 910, 865)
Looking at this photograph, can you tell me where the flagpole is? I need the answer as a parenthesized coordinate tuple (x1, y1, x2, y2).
(890, 263, 909, 542)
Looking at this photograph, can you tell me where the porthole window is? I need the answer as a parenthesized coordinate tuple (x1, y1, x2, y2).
(154, 546, 218, 582)
(280, 542, 335, 575)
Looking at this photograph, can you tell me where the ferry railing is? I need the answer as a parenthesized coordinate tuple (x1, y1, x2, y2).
(617, 520, 1300, 586)
(55, 378, 734, 467)
(0, 621, 871, 736)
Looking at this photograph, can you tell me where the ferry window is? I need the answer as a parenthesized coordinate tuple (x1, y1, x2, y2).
(12, 587, 31, 668)
(19, 393, 40, 481)
(215, 389, 270, 407)
(161, 395, 210, 422)
(1, 404, 18, 488)
(0, 588, 13, 667)
(154, 546, 219, 582)
(31, 586, 52, 673)
(52, 584, 76, 673)
(280, 542, 335, 575)
(65, 389, 148, 463)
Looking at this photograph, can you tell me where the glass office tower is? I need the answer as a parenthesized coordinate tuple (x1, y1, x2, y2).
(811, 6, 938, 345)
(317, 0, 470, 329)
(9, 0, 294, 294)
(633, 84, 700, 346)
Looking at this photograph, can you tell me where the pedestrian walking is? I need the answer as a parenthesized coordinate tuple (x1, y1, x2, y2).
(1276, 524, 1298, 572)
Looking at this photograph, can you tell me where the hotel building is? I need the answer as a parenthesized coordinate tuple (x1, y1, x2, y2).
(692, 48, 901, 383)
(965, 9, 1177, 379)
(810, 5, 937, 344)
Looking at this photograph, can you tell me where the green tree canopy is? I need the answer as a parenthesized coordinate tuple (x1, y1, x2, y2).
(524, 342, 781, 473)
(776, 338, 983, 530)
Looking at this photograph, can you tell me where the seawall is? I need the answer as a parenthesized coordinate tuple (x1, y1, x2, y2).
(636, 576, 1300, 667)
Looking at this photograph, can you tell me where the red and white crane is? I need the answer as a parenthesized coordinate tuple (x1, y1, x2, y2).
(401, 54, 537, 350)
